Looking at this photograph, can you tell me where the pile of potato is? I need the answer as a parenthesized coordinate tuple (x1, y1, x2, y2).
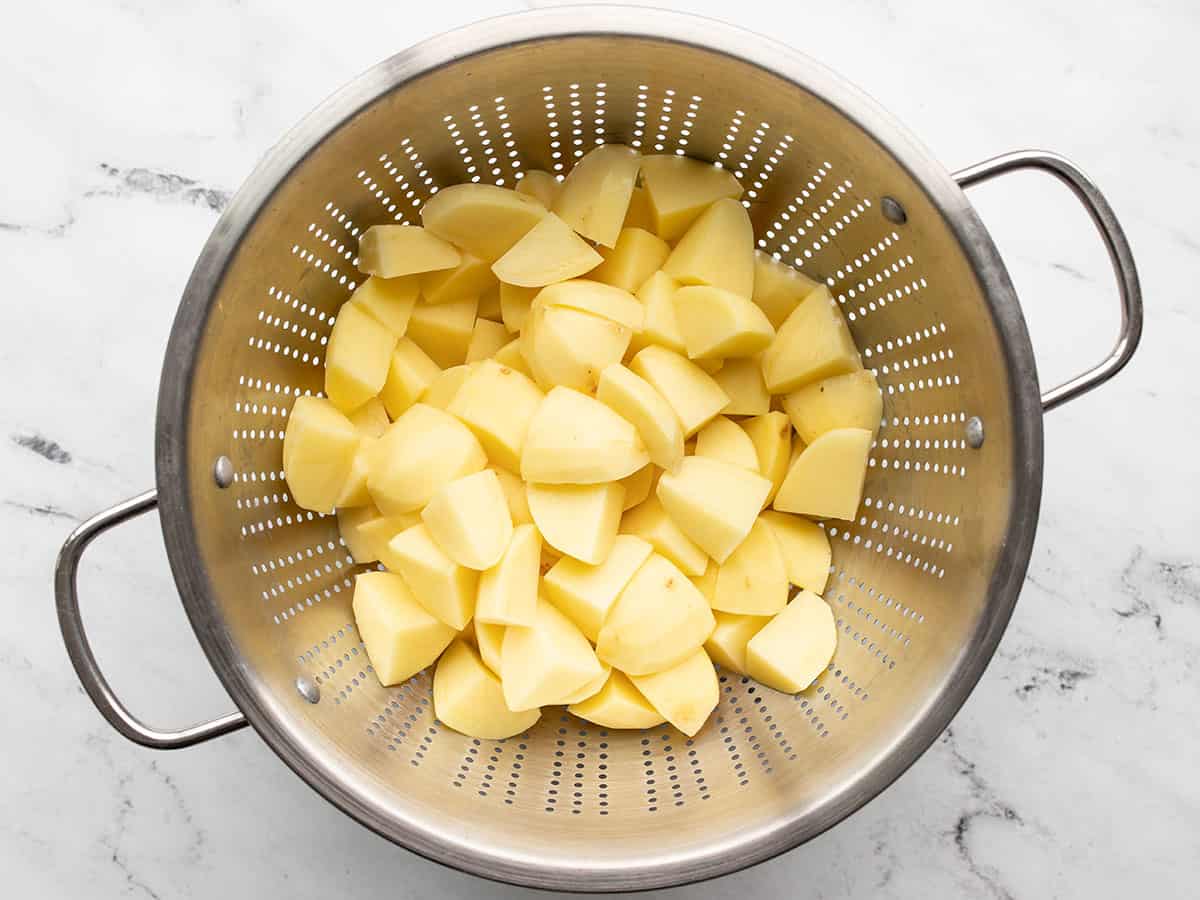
(282, 145, 882, 739)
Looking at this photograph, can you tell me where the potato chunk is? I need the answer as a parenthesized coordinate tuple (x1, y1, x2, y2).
(552, 144, 641, 247)
(449, 358, 544, 473)
(357, 224, 460, 278)
(742, 411, 792, 508)
(639, 154, 743, 241)
(499, 282, 538, 333)
(492, 213, 603, 287)
(420, 252, 496, 306)
(711, 357, 770, 417)
(591, 227, 671, 293)
(713, 518, 789, 616)
(745, 590, 837, 692)
(406, 294, 478, 368)
(354, 572, 456, 685)
(751, 251, 821, 329)
(383, 523, 478, 630)
(525, 302, 632, 393)
(630, 271, 686, 356)
(774, 427, 872, 521)
(515, 169, 560, 208)
(630, 648, 718, 736)
(619, 493, 708, 577)
(347, 397, 390, 438)
(782, 370, 883, 444)
(657, 456, 771, 563)
(760, 510, 832, 594)
(421, 470, 513, 570)
(282, 396, 360, 512)
(526, 482, 624, 565)
(379, 337, 440, 419)
(543, 534, 653, 641)
(761, 286, 861, 393)
(434, 640, 540, 739)
(674, 285, 773, 360)
(662, 198, 754, 297)
(618, 465, 656, 510)
(569, 670, 665, 729)
(704, 612, 770, 676)
(694, 416, 758, 471)
(628, 346, 729, 438)
(521, 386, 648, 484)
(324, 302, 397, 413)
(464, 318, 510, 363)
(350, 275, 418, 337)
(595, 364, 684, 473)
(501, 599, 605, 710)
(476, 523, 540, 626)
(420, 183, 546, 261)
(420, 364, 471, 411)
(537, 279, 644, 330)
(368, 403, 486, 515)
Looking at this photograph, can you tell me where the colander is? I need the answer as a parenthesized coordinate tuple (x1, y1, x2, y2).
(53, 7, 1142, 892)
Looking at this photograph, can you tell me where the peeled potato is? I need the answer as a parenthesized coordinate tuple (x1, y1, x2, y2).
(569, 670, 665, 729)
(557, 665, 612, 705)
(368, 403, 486, 515)
(713, 518, 789, 616)
(489, 465, 533, 526)
(472, 620, 505, 675)
(521, 386, 648, 484)
(537, 279, 644, 330)
(420, 364, 471, 412)
(640, 154, 743, 241)
(618, 465, 656, 510)
(751, 250, 821, 329)
(380, 337, 440, 419)
(742, 411, 792, 507)
(515, 169, 560, 208)
(492, 213, 603, 287)
(591, 227, 671, 293)
(746, 590, 837, 692)
(406, 294, 478, 368)
(421, 469, 513, 570)
(356, 511, 422, 562)
(499, 282, 538, 333)
(774, 427, 872, 521)
(526, 481, 624, 565)
(476, 523, 540, 626)
(464, 318, 511, 363)
(628, 346, 729, 438)
(384, 523, 479, 630)
(478, 285, 502, 322)
(630, 648, 718, 736)
(282, 396, 360, 512)
(354, 572, 457, 685)
(662, 198, 754, 298)
(358, 224, 461, 278)
(350, 275, 418, 337)
(759, 510, 832, 594)
(782, 370, 883, 444)
(501, 598, 605, 710)
(543, 534, 653, 641)
(595, 364, 684, 473)
(525, 302, 632, 393)
(338, 504, 383, 563)
(448, 358, 544, 473)
(705, 611, 770, 675)
(334, 437, 375, 507)
(673, 285, 774, 360)
(434, 640, 540, 739)
(619, 492, 709, 577)
(657, 456, 772, 563)
(694, 416, 758, 471)
(325, 302, 397, 413)
(630, 271, 686, 356)
(420, 183, 546, 261)
(622, 186, 656, 233)
(347, 397, 390, 438)
(492, 338, 534, 379)
(712, 357, 770, 416)
(552, 144, 641, 247)
(421, 252, 496, 306)
(761, 286, 861, 393)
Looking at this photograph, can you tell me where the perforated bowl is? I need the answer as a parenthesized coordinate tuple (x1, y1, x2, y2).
(54, 7, 1141, 892)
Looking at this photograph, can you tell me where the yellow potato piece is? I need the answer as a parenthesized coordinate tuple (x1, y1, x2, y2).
(538, 279, 644, 330)
(569, 670, 665, 729)
(406, 294, 478, 368)
(746, 590, 837, 692)
(420, 364, 471, 412)
(472, 620, 506, 675)
(712, 357, 770, 416)
(618, 465, 656, 511)
(526, 481, 624, 565)
(337, 504, 383, 563)
(759, 510, 832, 594)
(334, 436, 375, 507)
(694, 416, 758, 471)
(774, 427, 872, 521)
(782, 370, 883, 444)
(629, 271, 686, 356)
(526, 302, 632, 394)
(325, 302, 397, 413)
(628, 346, 729, 438)
(515, 169, 560, 208)
(356, 511, 421, 562)
(501, 598, 605, 711)
(552, 144, 641, 247)
(752, 251, 821, 329)
(421, 470, 513, 570)
(478, 285, 502, 322)
(499, 282, 538, 333)
(420, 183, 546, 262)
(622, 185, 656, 233)
(673, 285, 774, 360)
(595, 363, 684, 473)
(742, 411, 792, 508)
(620, 493, 709, 577)
(492, 212, 603, 287)
(704, 611, 770, 675)
(379, 337, 440, 419)
(354, 571, 457, 686)
(489, 465, 533, 526)
(492, 338, 534, 379)
(282, 396, 360, 512)
(476, 523, 540, 626)
(420, 252, 496, 306)
(630, 647, 719, 736)
(596, 553, 715, 675)
(448, 358, 544, 473)
(521, 386, 649, 484)
(761, 286, 862, 393)
(557, 665, 612, 705)
(657, 456, 772, 563)
(713, 518, 789, 616)
(347, 397, 390, 438)
(639, 154, 743, 241)
(357, 224, 461, 278)
(662, 198, 754, 298)
(691, 558, 718, 605)
(350, 275, 418, 337)
(543, 534, 653, 641)
(434, 640, 540, 739)
(383, 523, 478, 630)
(591, 227, 671, 293)
(464, 317, 511, 363)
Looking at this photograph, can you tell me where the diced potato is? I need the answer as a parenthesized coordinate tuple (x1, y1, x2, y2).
(338, 504, 383, 563)
(618, 465, 656, 511)
(691, 558, 718, 605)
(515, 169, 560, 208)
(447, 358, 544, 473)
(492, 338, 533, 379)
(543, 534, 653, 641)
(622, 186, 656, 232)
(712, 357, 770, 416)
(746, 590, 837, 692)
(501, 598, 606, 711)
(325, 302, 397, 413)
(591, 227, 671, 293)
(421, 364, 471, 411)
(526, 302, 632, 393)
(552, 144, 641, 247)
(354, 572, 457, 686)
(662, 198, 754, 297)
(368, 403, 486, 515)
(752, 251, 821, 329)
(595, 364, 684, 473)
(673, 285, 774, 360)
(421, 470, 513, 570)
(383, 523, 478, 629)
(774, 427, 872, 521)
(434, 640, 540, 739)
(538, 279, 644, 330)
(350, 275, 418, 337)
(347, 397, 390, 438)
(406, 294, 478, 368)
(357, 511, 421, 562)
(782, 370, 883, 444)
(499, 282, 538, 333)
(761, 286, 861, 393)
(557, 665, 612, 705)
(694, 358, 724, 375)
(630, 648, 718, 736)
(694, 416, 758, 471)
(478, 285, 502, 321)
(704, 611, 770, 675)
(420, 183, 546, 261)
(521, 386, 648, 484)
(464, 318, 511, 363)
(628, 346, 729, 438)
(569, 670, 665, 729)
(379, 337, 440, 419)
(476, 523, 540, 626)
(489, 465, 533, 526)
(619, 493, 709, 577)
(713, 518, 788, 615)
(492, 213, 603, 287)
(742, 411, 792, 507)
(657, 456, 771, 563)
(334, 437, 375, 507)
(358, 225, 461, 278)
(629, 271, 686, 356)
(282, 396, 360, 512)
(526, 482, 624, 565)
(640, 154, 743, 241)
(420, 252, 496, 306)
(472, 620, 505, 675)
(759, 510, 832, 594)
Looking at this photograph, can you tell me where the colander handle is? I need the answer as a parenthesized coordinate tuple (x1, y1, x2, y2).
(54, 489, 249, 749)
(954, 150, 1143, 411)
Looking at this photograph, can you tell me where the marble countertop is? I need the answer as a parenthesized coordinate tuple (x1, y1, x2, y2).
(4, 1, 1197, 896)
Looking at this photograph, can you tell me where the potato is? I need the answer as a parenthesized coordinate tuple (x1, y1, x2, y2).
(356, 511, 421, 562)
(465, 317, 512, 363)
(761, 286, 861, 393)
(622, 186, 656, 232)
(543, 534, 653, 641)
(499, 282, 538, 333)
(694, 358, 724, 375)
(334, 436, 375, 507)
(358, 224, 461, 278)
(526, 482, 623, 565)
(595, 363, 684, 473)
(630, 647, 718, 736)
(662, 198, 754, 297)
(472, 620, 505, 675)
(639, 154, 743, 241)
(282, 396, 360, 512)
(694, 416, 758, 471)
(347, 397, 390, 438)
(515, 169, 560, 208)
(742, 411, 792, 507)
(552, 144, 641, 247)
(568, 670, 665, 729)
(760, 510, 832, 594)
(538, 279, 644, 331)
(673, 285, 774, 360)
(521, 386, 648, 484)
(629, 271, 686, 356)
(406, 294, 478, 368)
(525, 302, 632, 393)
(657, 456, 772, 563)
(782, 370, 883, 444)
(596, 553, 715, 675)
(713, 518, 789, 615)
(501, 598, 605, 710)
(420, 252, 496, 306)
(368, 403, 486, 515)
(434, 640, 540, 739)
(380, 337, 440, 419)
(628, 346, 729, 438)
(618, 465, 656, 511)
(325, 302, 397, 413)
(478, 285, 502, 322)
(420, 364, 471, 411)
(447, 358, 544, 473)
(338, 504, 383, 563)
(492, 212, 603, 287)
(476, 522, 540, 626)
(704, 611, 770, 675)
(752, 251, 821, 329)
(774, 427, 872, 521)
(489, 465, 533, 526)
(557, 665, 612, 705)
(383, 524, 478, 629)
(420, 183, 546, 261)
(421, 470, 513, 570)
(619, 493, 709, 577)
(691, 558, 718, 605)
(712, 357, 770, 416)
(350, 275, 418, 337)
(591, 227, 671, 293)
(492, 338, 534, 379)
(354, 572, 457, 686)
(745, 590, 836, 692)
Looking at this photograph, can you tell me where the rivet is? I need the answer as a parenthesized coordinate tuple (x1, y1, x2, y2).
(213, 455, 234, 488)
(296, 676, 321, 704)
(881, 196, 907, 224)
(965, 416, 985, 448)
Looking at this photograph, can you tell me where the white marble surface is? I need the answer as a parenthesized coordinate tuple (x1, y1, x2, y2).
(3, 0, 1198, 896)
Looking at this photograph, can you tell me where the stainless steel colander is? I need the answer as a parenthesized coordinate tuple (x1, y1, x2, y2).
(54, 7, 1142, 892)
